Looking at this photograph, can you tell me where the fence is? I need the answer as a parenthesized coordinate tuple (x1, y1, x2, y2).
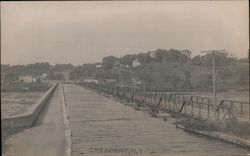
(83, 82, 249, 121)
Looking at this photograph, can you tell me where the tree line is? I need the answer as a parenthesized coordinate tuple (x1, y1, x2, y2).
(1, 48, 249, 92)
(69, 48, 249, 91)
(1, 63, 74, 82)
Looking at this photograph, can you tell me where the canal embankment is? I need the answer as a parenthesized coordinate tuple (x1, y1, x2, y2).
(3, 83, 66, 156)
(1, 83, 58, 129)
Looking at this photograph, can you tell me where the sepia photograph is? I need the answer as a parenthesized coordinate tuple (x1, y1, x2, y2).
(1, 1, 249, 156)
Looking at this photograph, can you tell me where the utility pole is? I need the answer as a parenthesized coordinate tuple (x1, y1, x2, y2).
(201, 50, 228, 108)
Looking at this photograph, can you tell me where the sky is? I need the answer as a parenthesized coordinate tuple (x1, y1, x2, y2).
(1, 1, 249, 65)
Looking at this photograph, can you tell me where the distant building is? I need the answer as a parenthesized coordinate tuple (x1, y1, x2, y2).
(19, 75, 34, 83)
(131, 78, 142, 85)
(96, 64, 102, 68)
(83, 78, 98, 84)
(32, 77, 37, 82)
(149, 51, 156, 58)
(105, 78, 117, 83)
(120, 64, 129, 68)
(132, 58, 141, 67)
(42, 73, 47, 78)
(40, 73, 48, 81)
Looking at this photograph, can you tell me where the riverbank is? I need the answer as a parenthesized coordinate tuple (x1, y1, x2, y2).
(176, 124, 250, 149)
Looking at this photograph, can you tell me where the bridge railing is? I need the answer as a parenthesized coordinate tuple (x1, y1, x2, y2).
(82, 82, 249, 121)
(219, 100, 249, 121)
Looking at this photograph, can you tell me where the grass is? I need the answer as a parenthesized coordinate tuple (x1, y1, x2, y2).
(178, 117, 250, 140)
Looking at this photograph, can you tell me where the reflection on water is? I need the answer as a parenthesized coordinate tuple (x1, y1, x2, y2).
(64, 84, 249, 156)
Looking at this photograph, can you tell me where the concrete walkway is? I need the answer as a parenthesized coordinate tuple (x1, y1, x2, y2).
(64, 84, 249, 156)
(4, 84, 66, 156)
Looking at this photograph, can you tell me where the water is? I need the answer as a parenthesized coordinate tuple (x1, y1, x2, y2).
(64, 84, 249, 156)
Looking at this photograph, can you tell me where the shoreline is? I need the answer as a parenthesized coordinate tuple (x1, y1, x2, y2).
(176, 124, 250, 149)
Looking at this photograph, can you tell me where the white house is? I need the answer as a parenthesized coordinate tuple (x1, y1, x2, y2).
(40, 73, 48, 81)
(131, 78, 142, 85)
(83, 79, 98, 84)
(96, 64, 102, 68)
(120, 64, 129, 68)
(42, 73, 47, 78)
(19, 75, 34, 83)
(149, 51, 156, 58)
(132, 58, 141, 67)
(105, 78, 117, 83)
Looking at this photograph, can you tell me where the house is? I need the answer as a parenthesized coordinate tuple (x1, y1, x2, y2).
(42, 73, 47, 78)
(96, 64, 102, 68)
(132, 58, 141, 67)
(131, 78, 142, 85)
(19, 75, 34, 83)
(120, 64, 129, 68)
(149, 51, 156, 58)
(83, 78, 98, 84)
(32, 77, 37, 82)
(105, 78, 117, 83)
(40, 73, 48, 81)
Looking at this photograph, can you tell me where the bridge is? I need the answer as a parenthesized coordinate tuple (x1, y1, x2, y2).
(84, 82, 249, 122)
(3, 83, 250, 156)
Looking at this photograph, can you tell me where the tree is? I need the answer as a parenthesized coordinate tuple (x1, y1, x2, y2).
(202, 52, 237, 67)
(137, 53, 151, 64)
(154, 49, 167, 62)
(120, 54, 137, 66)
(102, 56, 119, 69)
(191, 55, 203, 65)
(53, 64, 74, 72)
(190, 67, 212, 90)
(26, 62, 50, 76)
(179, 50, 192, 63)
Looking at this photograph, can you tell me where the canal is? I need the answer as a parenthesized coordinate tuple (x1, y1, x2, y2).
(64, 84, 249, 156)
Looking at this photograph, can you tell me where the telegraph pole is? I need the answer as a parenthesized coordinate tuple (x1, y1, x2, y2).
(212, 51, 216, 107)
(201, 50, 228, 107)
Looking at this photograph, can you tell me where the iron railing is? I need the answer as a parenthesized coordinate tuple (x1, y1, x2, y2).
(82, 82, 249, 121)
